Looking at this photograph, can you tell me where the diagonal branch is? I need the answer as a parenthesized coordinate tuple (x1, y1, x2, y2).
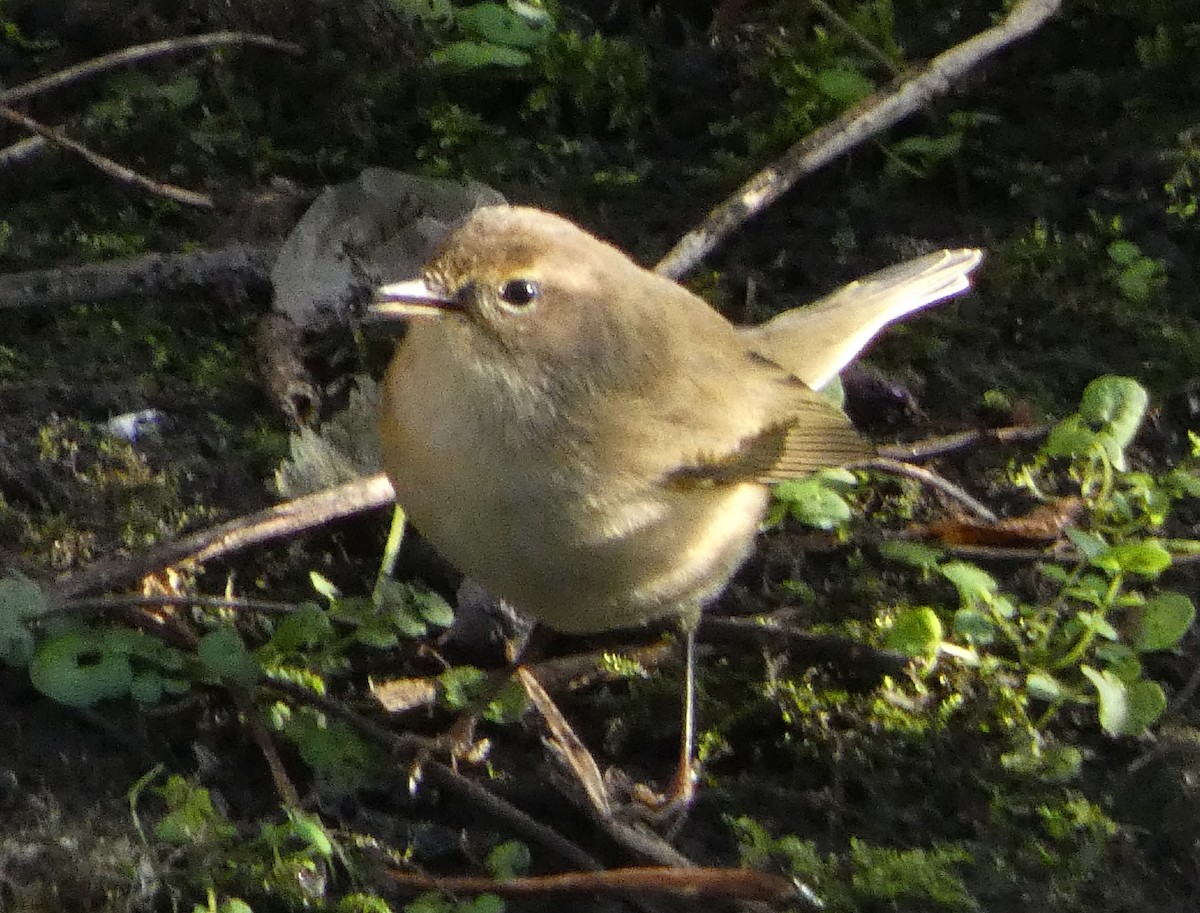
(0, 104, 214, 208)
(655, 0, 1063, 279)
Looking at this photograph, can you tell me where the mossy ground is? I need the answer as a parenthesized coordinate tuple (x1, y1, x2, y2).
(2, 1, 1199, 911)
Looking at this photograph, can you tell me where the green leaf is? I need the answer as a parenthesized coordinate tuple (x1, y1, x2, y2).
(266, 602, 333, 655)
(198, 628, 261, 685)
(1081, 665, 1127, 735)
(1000, 743, 1082, 782)
(1044, 415, 1100, 461)
(878, 539, 943, 569)
(1082, 665, 1163, 736)
(773, 474, 853, 530)
(952, 608, 995, 645)
(1065, 527, 1107, 559)
(411, 589, 455, 628)
(439, 665, 488, 709)
(285, 810, 334, 857)
(812, 67, 874, 104)
(455, 2, 548, 49)
(1117, 258, 1164, 303)
(390, 0, 453, 23)
(29, 630, 133, 707)
(1092, 540, 1171, 577)
(1095, 641, 1142, 683)
(1123, 679, 1167, 734)
(355, 615, 401, 649)
(0, 575, 48, 668)
(432, 40, 531, 68)
(1132, 592, 1195, 651)
(284, 715, 377, 791)
(154, 776, 236, 844)
(938, 561, 998, 605)
(1078, 375, 1149, 470)
(159, 75, 200, 109)
(883, 606, 942, 659)
(1026, 671, 1067, 702)
(460, 895, 504, 913)
(485, 839, 531, 878)
(1106, 239, 1141, 267)
(891, 132, 963, 163)
(483, 677, 528, 724)
(309, 571, 341, 601)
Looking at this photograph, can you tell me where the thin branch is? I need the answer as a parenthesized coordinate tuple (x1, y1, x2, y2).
(386, 865, 802, 905)
(809, 0, 901, 76)
(655, 0, 1063, 278)
(0, 32, 302, 105)
(877, 424, 1051, 461)
(866, 457, 999, 522)
(0, 242, 277, 310)
(0, 104, 214, 209)
(49, 473, 396, 603)
(699, 615, 910, 681)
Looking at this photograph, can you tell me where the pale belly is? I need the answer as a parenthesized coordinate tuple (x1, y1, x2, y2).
(380, 338, 770, 634)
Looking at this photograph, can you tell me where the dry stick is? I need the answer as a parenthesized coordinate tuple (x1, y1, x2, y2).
(48, 473, 396, 603)
(865, 456, 999, 523)
(878, 424, 1051, 461)
(0, 134, 42, 169)
(0, 31, 303, 167)
(387, 866, 801, 906)
(0, 242, 277, 310)
(654, 0, 1063, 279)
(0, 105, 214, 209)
(809, 0, 901, 76)
(0, 32, 302, 104)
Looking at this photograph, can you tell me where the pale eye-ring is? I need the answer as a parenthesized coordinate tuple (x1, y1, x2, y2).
(498, 278, 540, 310)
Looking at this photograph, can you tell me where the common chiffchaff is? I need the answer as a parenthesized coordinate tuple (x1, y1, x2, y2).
(371, 205, 981, 812)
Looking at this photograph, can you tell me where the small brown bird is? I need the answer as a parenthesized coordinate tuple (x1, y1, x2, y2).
(371, 205, 981, 813)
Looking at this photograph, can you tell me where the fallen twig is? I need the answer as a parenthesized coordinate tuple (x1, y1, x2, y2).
(877, 424, 1051, 461)
(387, 864, 803, 906)
(49, 473, 395, 602)
(0, 242, 277, 310)
(0, 104, 214, 209)
(0, 32, 302, 169)
(0, 32, 302, 105)
(866, 457, 999, 522)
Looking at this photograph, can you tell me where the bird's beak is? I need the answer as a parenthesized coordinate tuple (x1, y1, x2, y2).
(368, 278, 459, 322)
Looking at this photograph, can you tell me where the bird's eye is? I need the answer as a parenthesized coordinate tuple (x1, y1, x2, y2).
(498, 278, 540, 310)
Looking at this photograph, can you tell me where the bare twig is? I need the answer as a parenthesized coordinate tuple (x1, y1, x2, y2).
(0, 105, 214, 208)
(655, 0, 1063, 278)
(0, 32, 302, 105)
(877, 424, 1051, 461)
(0, 242, 277, 310)
(699, 615, 910, 681)
(386, 865, 802, 905)
(809, 0, 901, 76)
(0, 134, 44, 168)
(49, 473, 395, 603)
(866, 457, 999, 522)
(0, 32, 303, 169)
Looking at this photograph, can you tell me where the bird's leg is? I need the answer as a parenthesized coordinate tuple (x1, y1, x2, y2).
(629, 624, 700, 831)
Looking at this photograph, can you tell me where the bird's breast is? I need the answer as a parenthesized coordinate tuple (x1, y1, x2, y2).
(379, 325, 770, 633)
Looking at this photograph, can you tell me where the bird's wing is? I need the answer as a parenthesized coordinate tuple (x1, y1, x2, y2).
(665, 382, 872, 488)
(742, 248, 983, 391)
